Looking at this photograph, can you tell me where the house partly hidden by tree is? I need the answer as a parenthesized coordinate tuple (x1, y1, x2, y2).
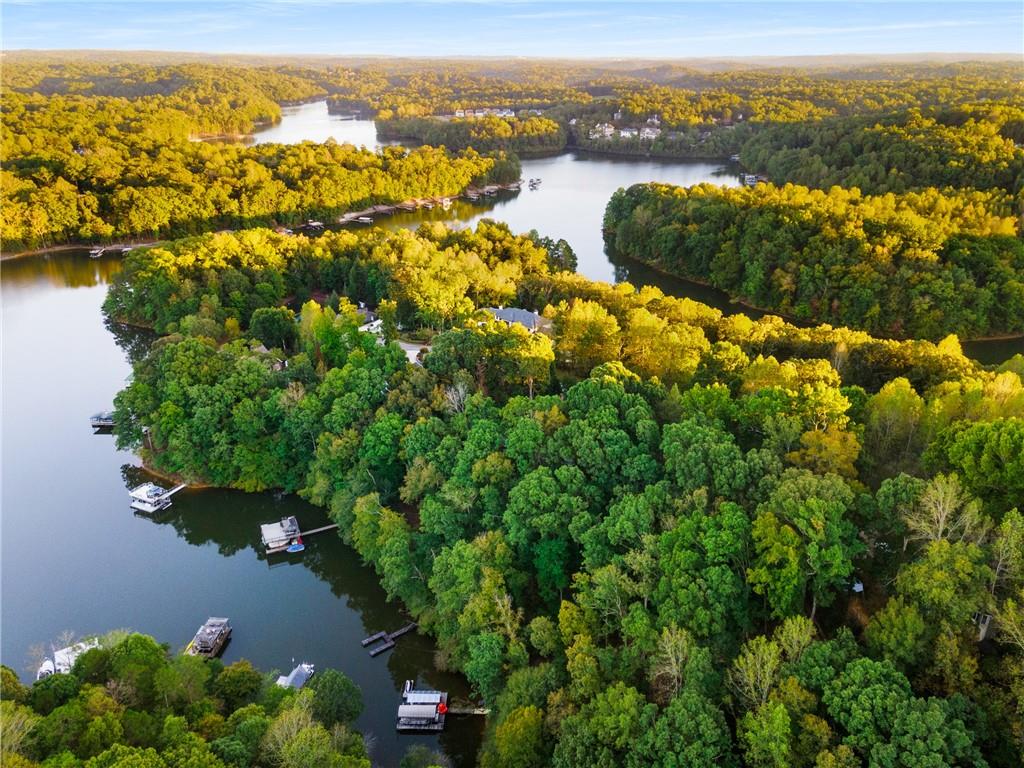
(483, 306, 551, 333)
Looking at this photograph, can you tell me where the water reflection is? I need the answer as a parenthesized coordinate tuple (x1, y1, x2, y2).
(105, 319, 158, 366)
(1, 249, 123, 290)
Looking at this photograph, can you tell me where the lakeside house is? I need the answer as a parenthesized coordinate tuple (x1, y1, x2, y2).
(640, 126, 661, 140)
(483, 307, 550, 333)
(590, 122, 615, 139)
(619, 127, 639, 139)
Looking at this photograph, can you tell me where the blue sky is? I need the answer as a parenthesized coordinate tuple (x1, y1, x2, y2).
(3, 1, 1022, 58)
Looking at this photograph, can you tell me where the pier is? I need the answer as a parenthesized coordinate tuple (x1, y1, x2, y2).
(301, 523, 339, 536)
(446, 706, 490, 716)
(362, 622, 417, 656)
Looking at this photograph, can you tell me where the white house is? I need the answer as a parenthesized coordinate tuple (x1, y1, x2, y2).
(619, 127, 639, 139)
(640, 126, 661, 140)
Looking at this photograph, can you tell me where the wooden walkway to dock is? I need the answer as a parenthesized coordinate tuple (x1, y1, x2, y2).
(300, 523, 338, 537)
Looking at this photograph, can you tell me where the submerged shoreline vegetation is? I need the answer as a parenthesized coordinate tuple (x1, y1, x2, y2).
(0, 631, 374, 768)
(95, 222, 1024, 767)
(604, 181, 1024, 341)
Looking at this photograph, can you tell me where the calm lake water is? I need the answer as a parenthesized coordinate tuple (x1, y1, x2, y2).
(0, 252, 481, 767)
(2, 100, 1019, 767)
(250, 102, 1019, 362)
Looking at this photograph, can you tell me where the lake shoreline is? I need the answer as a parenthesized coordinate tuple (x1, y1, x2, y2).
(1, 240, 163, 262)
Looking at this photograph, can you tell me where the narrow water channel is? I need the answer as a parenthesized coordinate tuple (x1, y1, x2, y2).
(0, 253, 482, 767)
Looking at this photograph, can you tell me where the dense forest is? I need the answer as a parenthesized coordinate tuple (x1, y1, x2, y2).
(0, 632, 376, 768)
(604, 182, 1024, 340)
(740, 104, 1024, 194)
(0, 63, 507, 250)
(85, 223, 1024, 768)
(376, 115, 566, 154)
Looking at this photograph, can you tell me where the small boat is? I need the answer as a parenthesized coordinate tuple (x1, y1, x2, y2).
(186, 617, 231, 658)
(356, 216, 374, 225)
(422, 201, 434, 209)
(730, 153, 741, 162)
(88, 247, 104, 258)
(276, 661, 315, 689)
(286, 535, 305, 554)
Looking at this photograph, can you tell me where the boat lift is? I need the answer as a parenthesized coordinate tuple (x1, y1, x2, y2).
(129, 482, 186, 514)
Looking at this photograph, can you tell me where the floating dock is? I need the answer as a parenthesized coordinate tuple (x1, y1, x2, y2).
(129, 482, 186, 514)
(90, 411, 115, 430)
(260, 516, 302, 554)
(186, 617, 231, 658)
(259, 518, 338, 554)
(396, 679, 448, 732)
(362, 622, 417, 657)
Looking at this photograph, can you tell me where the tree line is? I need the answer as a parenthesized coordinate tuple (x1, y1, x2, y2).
(98, 223, 1023, 768)
(604, 181, 1024, 340)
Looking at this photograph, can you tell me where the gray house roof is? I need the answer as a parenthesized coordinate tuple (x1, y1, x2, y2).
(483, 307, 547, 331)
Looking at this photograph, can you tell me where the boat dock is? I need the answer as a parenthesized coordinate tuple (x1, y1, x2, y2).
(396, 679, 448, 732)
(337, 182, 522, 225)
(90, 411, 115, 430)
(36, 638, 100, 680)
(276, 661, 315, 689)
(259, 518, 338, 554)
(129, 482, 187, 514)
(88, 244, 136, 258)
(362, 622, 417, 656)
(186, 617, 231, 658)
